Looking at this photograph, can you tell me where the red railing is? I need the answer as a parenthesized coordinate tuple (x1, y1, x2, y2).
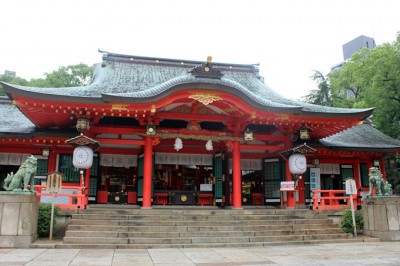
(34, 185, 88, 210)
(312, 190, 357, 210)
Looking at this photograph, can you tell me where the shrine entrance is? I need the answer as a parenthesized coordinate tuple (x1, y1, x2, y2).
(96, 165, 137, 205)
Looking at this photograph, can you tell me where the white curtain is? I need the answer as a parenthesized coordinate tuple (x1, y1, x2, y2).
(0, 153, 9, 165)
(100, 154, 137, 167)
(8, 154, 21, 165)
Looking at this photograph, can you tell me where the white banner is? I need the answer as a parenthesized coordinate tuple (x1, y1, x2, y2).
(0, 153, 9, 165)
(8, 154, 21, 165)
(100, 154, 137, 167)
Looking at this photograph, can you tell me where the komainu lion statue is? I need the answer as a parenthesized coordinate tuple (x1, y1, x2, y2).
(3, 155, 37, 193)
(367, 166, 392, 197)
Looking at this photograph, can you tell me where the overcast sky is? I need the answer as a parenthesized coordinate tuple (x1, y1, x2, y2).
(1, 0, 399, 99)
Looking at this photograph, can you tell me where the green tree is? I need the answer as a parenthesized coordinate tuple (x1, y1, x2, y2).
(329, 48, 374, 108)
(43, 63, 93, 87)
(329, 33, 400, 138)
(0, 63, 94, 95)
(302, 70, 332, 106)
(0, 75, 30, 96)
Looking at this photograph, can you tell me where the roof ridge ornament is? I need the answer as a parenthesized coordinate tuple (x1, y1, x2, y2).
(189, 56, 223, 79)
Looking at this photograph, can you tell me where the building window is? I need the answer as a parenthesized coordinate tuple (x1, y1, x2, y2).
(59, 154, 80, 183)
(360, 163, 369, 187)
(263, 159, 285, 199)
(36, 159, 48, 176)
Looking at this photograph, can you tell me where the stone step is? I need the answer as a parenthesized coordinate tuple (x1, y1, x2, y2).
(68, 218, 333, 227)
(61, 207, 351, 248)
(71, 213, 328, 221)
(66, 223, 338, 232)
(80, 207, 318, 216)
(51, 238, 370, 249)
(65, 227, 344, 238)
(63, 232, 352, 245)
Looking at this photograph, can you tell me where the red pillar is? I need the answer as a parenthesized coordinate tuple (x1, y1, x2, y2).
(142, 136, 153, 208)
(285, 161, 296, 208)
(353, 162, 362, 207)
(48, 151, 57, 172)
(232, 140, 242, 209)
(83, 168, 91, 205)
(297, 175, 305, 204)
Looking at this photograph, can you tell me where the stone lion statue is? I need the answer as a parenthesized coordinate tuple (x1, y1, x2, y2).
(367, 166, 392, 197)
(3, 155, 37, 193)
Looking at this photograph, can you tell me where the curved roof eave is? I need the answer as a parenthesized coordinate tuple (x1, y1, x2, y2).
(100, 76, 304, 113)
(296, 108, 374, 119)
(1, 82, 104, 104)
(320, 123, 400, 151)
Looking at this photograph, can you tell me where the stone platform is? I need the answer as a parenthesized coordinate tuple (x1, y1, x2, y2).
(363, 197, 400, 241)
(0, 193, 38, 247)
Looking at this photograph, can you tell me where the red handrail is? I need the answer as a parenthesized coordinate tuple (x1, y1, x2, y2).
(34, 185, 88, 210)
(312, 189, 357, 210)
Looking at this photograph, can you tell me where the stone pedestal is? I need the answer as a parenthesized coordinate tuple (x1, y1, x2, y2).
(0, 193, 38, 247)
(363, 197, 400, 241)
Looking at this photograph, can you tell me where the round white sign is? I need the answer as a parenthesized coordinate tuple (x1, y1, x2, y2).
(72, 146, 93, 169)
(288, 153, 307, 174)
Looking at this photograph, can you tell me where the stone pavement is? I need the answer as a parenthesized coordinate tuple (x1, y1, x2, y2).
(0, 242, 399, 265)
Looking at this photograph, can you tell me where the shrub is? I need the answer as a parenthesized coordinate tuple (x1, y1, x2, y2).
(37, 203, 61, 237)
(341, 208, 364, 234)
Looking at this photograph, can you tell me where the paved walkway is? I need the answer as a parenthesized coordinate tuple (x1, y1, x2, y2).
(0, 242, 399, 265)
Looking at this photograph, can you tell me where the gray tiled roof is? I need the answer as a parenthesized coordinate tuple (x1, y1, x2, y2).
(1, 51, 373, 117)
(320, 124, 400, 151)
(0, 98, 36, 134)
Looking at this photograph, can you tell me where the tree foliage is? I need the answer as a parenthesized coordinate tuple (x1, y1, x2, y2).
(303, 32, 400, 139)
(0, 63, 93, 95)
(44, 63, 93, 87)
(330, 33, 400, 138)
(302, 70, 332, 106)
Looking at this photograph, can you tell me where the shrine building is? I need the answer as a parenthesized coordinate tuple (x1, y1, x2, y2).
(1, 51, 400, 209)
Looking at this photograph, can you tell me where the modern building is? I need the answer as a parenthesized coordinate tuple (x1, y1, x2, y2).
(331, 35, 376, 72)
(1, 51, 399, 209)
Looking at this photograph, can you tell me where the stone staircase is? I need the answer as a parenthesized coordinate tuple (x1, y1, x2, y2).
(55, 206, 363, 249)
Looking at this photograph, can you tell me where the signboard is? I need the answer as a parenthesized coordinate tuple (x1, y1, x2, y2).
(345, 177, 358, 237)
(200, 184, 213, 191)
(280, 181, 295, 191)
(46, 172, 63, 193)
(310, 167, 321, 190)
(345, 178, 357, 195)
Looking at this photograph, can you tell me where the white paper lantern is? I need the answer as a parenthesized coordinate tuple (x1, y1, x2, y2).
(174, 138, 183, 151)
(288, 153, 307, 174)
(73, 146, 94, 169)
(205, 140, 213, 151)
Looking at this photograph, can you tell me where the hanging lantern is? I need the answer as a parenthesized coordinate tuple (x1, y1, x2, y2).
(205, 140, 213, 151)
(174, 137, 183, 151)
(288, 153, 307, 174)
(244, 128, 253, 141)
(72, 146, 94, 169)
(76, 117, 90, 132)
(146, 125, 156, 136)
(299, 127, 310, 140)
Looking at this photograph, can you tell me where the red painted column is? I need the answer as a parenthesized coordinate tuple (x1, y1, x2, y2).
(47, 151, 57, 172)
(142, 136, 153, 208)
(232, 140, 242, 209)
(84, 168, 91, 206)
(353, 162, 361, 207)
(285, 161, 296, 208)
(297, 175, 305, 204)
